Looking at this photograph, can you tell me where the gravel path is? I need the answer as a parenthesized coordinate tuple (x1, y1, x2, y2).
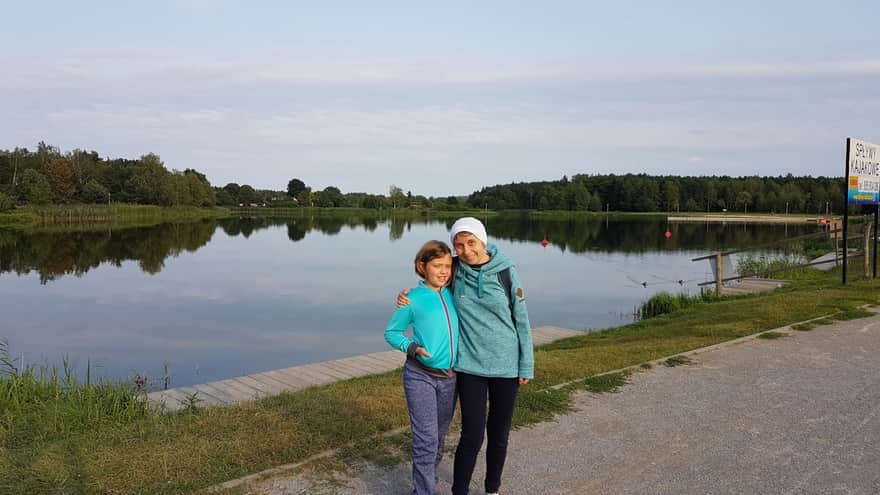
(250, 313, 880, 494)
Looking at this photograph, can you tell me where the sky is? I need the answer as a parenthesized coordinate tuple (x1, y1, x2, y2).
(1, 1, 878, 196)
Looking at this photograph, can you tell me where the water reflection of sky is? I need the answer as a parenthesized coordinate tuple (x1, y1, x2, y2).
(0, 220, 809, 387)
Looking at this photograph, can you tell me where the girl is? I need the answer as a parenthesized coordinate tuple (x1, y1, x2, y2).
(398, 218, 534, 495)
(385, 240, 460, 495)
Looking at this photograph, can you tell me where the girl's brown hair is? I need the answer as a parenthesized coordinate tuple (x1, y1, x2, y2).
(414, 240, 453, 282)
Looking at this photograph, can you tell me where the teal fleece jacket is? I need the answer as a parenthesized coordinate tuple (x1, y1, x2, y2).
(453, 244, 534, 379)
(385, 282, 459, 371)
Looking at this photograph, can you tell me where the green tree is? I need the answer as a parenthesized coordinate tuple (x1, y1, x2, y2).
(562, 182, 589, 210)
(389, 185, 405, 208)
(45, 155, 77, 202)
(537, 186, 562, 210)
(135, 153, 169, 204)
(215, 188, 236, 206)
(323, 186, 343, 207)
(183, 169, 215, 206)
(736, 191, 753, 213)
(36, 141, 60, 169)
(81, 180, 109, 204)
(705, 180, 718, 212)
(314, 186, 343, 207)
(0, 191, 14, 212)
(125, 175, 152, 204)
(287, 178, 307, 198)
(16, 168, 52, 204)
(222, 183, 241, 202)
(663, 180, 681, 212)
(238, 185, 257, 205)
(69, 149, 100, 193)
(362, 195, 382, 209)
(296, 188, 312, 206)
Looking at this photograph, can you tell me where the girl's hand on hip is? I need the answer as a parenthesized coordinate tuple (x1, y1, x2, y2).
(519, 378, 530, 385)
(415, 347, 432, 358)
(396, 289, 411, 307)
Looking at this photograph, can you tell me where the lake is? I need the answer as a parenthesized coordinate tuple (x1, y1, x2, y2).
(0, 212, 823, 388)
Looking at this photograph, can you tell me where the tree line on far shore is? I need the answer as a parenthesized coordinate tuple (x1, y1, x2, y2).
(0, 144, 450, 212)
(468, 174, 844, 215)
(0, 143, 846, 215)
(0, 143, 215, 211)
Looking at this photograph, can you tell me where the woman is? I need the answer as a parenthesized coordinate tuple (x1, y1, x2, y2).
(400, 217, 534, 495)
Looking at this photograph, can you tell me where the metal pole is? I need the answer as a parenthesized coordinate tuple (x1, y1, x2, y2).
(843, 137, 851, 285)
(715, 253, 723, 295)
(865, 216, 871, 278)
(874, 204, 878, 279)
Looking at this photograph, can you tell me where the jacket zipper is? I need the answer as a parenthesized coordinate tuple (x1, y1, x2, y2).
(438, 290, 454, 376)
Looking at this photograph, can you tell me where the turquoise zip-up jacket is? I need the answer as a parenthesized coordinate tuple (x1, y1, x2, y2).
(385, 281, 459, 371)
(453, 244, 534, 379)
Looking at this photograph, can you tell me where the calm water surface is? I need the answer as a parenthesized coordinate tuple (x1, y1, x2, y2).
(0, 214, 822, 387)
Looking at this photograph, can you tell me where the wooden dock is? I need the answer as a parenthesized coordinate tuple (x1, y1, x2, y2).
(147, 325, 581, 411)
(720, 277, 784, 296)
(668, 215, 826, 224)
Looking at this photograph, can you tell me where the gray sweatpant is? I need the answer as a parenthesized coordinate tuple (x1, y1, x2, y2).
(403, 360, 457, 495)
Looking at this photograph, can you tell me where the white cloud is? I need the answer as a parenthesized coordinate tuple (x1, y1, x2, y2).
(9, 49, 880, 90)
(2, 49, 878, 193)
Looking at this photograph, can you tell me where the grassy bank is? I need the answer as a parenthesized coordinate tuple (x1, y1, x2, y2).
(528, 210, 667, 219)
(3, 267, 878, 494)
(230, 206, 495, 219)
(0, 204, 232, 229)
(0, 204, 496, 231)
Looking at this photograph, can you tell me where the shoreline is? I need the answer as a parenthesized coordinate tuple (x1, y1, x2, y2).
(0, 205, 495, 229)
(668, 214, 832, 224)
(146, 326, 580, 412)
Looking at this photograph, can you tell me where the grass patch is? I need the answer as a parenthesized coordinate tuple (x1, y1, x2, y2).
(229, 206, 494, 220)
(5, 268, 880, 494)
(757, 331, 786, 340)
(581, 372, 628, 393)
(791, 323, 816, 331)
(813, 318, 837, 326)
(0, 211, 39, 227)
(511, 387, 575, 428)
(337, 432, 411, 469)
(0, 204, 231, 229)
(663, 355, 693, 367)
(829, 308, 874, 321)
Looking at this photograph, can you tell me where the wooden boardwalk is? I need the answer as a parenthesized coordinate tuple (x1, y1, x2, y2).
(147, 325, 581, 411)
(720, 277, 784, 296)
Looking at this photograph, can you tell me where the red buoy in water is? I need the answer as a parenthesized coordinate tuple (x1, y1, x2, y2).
(541, 235, 549, 247)
(665, 230, 672, 239)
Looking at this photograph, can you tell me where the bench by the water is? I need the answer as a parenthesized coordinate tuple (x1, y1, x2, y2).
(147, 325, 581, 411)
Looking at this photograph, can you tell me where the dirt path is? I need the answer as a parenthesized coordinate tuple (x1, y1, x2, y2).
(249, 313, 880, 494)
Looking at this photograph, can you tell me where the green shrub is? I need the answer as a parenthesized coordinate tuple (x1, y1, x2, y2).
(736, 253, 805, 278)
(81, 179, 110, 204)
(0, 191, 14, 212)
(0, 340, 150, 444)
(15, 168, 52, 204)
(637, 290, 717, 320)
